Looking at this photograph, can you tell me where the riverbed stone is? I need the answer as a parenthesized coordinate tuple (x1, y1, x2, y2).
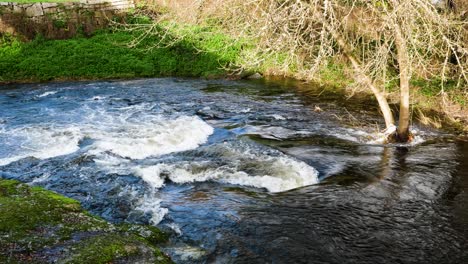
(0, 179, 172, 263)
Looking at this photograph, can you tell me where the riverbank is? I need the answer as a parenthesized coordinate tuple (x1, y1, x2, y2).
(308, 66, 468, 135)
(0, 23, 242, 83)
(0, 179, 172, 263)
(0, 7, 466, 134)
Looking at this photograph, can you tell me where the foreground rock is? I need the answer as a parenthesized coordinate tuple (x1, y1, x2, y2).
(0, 179, 172, 264)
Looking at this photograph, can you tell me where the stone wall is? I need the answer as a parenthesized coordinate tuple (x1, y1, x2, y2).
(138, 0, 221, 23)
(0, 0, 134, 39)
(0, 0, 134, 18)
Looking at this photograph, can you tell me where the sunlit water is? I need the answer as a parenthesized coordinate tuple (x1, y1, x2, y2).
(1, 78, 467, 263)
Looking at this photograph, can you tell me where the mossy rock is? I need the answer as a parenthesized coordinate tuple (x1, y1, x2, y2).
(0, 179, 172, 263)
(62, 234, 171, 264)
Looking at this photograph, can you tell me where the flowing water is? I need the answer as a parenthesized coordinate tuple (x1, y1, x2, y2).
(0, 78, 467, 263)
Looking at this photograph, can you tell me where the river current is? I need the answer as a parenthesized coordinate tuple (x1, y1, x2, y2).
(0, 78, 467, 263)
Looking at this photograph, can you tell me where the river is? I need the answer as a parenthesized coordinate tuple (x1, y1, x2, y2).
(0, 78, 467, 263)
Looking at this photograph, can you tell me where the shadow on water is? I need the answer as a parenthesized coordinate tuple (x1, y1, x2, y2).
(186, 143, 468, 264)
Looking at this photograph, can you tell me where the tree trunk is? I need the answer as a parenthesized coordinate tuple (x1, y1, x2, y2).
(313, 5, 396, 135)
(345, 53, 396, 130)
(393, 16, 411, 142)
(329, 29, 396, 129)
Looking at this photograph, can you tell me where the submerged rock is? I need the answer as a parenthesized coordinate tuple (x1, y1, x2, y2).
(0, 179, 172, 264)
(246, 73, 263, 79)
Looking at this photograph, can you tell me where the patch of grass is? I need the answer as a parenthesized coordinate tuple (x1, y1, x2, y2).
(317, 61, 353, 88)
(0, 23, 244, 83)
(410, 78, 459, 97)
(410, 78, 465, 107)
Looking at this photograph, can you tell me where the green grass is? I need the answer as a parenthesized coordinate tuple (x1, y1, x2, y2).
(411, 78, 466, 107)
(411, 78, 458, 96)
(0, 23, 243, 83)
(317, 61, 354, 88)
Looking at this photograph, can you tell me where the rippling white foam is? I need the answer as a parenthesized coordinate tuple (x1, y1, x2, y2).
(0, 96, 318, 226)
(166, 223, 183, 236)
(135, 194, 168, 225)
(90, 116, 214, 159)
(0, 103, 214, 225)
(91, 96, 105, 101)
(37, 91, 57, 98)
(329, 127, 429, 146)
(133, 166, 166, 189)
(0, 126, 82, 166)
(271, 114, 286, 120)
(365, 128, 427, 146)
(220, 156, 319, 192)
(132, 143, 319, 193)
(0, 111, 213, 167)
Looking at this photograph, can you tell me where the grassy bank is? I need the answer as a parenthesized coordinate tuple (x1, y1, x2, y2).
(0, 23, 242, 83)
(0, 7, 465, 133)
(0, 178, 171, 263)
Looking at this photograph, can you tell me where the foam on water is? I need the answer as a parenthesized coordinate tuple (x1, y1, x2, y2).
(135, 194, 168, 225)
(270, 114, 286, 120)
(37, 91, 58, 98)
(366, 128, 428, 146)
(221, 157, 318, 192)
(0, 125, 82, 166)
(90, 116, 214, 159)
(0, 100, 214, 165)
(134, 166, 166, 189)
(0, 99, 215, 224)
(166, 223, 183, 236)
(132, 143, 319, 193)
(329, 126, 430, 146)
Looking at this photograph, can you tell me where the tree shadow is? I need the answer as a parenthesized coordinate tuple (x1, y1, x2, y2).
(0, 20, 240, 82)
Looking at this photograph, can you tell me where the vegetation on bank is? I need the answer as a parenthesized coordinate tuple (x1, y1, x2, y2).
(0, 2, 466, 132)
(215, 0, 468, 138)
(315, 60, 467, 132)
(0, 23, 242, 82)
(0, 179, 172, 263)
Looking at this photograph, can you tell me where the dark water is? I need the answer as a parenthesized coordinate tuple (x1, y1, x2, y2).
(0, 78, 467, 263)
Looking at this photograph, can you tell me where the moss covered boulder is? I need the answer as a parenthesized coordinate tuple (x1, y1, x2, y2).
(0, 179, 172, 263)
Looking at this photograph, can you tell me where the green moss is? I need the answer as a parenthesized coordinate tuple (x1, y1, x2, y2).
(0, 180, 81, 235)
(0, 179, 99, 256)
(118, 223, 170, 245)
(0, 179, 171, 263)
(64, 233, 172, 263)
(65, 234, 139, 264)
(409, 77, 465, 101)
(0, 179, 22, 195)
